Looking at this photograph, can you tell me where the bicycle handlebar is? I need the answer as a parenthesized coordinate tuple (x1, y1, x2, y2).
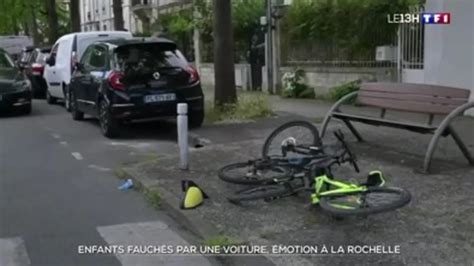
(279, 130, 359, 173)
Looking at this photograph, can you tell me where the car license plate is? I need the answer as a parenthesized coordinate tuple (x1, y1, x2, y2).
(144, 93, 176, 103)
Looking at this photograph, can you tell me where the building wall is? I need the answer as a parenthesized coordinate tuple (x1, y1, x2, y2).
(79, 0, 190, 34)
(424, 0, 474, 109)
(80, 0, 133, 32)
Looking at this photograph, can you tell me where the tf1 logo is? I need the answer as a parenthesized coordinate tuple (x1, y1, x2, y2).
(387, 13, 451, 24)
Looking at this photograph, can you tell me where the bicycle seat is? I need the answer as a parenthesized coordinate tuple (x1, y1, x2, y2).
(360, 170, 386, 187)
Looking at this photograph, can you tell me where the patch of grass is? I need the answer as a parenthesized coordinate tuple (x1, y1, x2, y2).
(205, 92, 274, 123)
(144, 188, 162, 209)
(133, 181, 161, 209)
(202, 234, 242, 247)
(114, 167, 130, 180)
(134, 153, 161, 167)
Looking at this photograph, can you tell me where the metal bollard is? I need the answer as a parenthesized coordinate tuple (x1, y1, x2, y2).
(177, 103, 189, 170)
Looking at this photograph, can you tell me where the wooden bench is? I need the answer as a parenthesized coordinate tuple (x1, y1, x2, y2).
(320, 82, 474, 172)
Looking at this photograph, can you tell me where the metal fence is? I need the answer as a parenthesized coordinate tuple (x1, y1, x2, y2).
(280, 30, 398, 68)
(399, 6, 424, 70)
(279, 5, 425, 69)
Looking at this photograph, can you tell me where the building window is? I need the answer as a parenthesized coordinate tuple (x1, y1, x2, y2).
(103, 25, 107, 31)
(87, 12, 91, 21)
(102, 6, 106, 14)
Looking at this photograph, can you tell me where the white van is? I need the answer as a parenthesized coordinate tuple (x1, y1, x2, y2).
(43, 31, 133, 109)
(0, 36, 33, 59)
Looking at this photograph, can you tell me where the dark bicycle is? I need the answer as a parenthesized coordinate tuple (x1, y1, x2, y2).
(226, 130, 411, 217)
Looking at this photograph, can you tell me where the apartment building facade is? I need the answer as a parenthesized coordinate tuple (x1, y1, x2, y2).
(79, 0, 189, 34)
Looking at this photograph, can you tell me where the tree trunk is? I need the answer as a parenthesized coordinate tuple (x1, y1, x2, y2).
(70, 0, 81, 32)
(23, 22, 30, 36)
(113, 0, 125, 31)
(12, 17, 19, 35)
(213, 0, 236, 107)
(30, 5, 41, 46)
(45, 0, 59, 44)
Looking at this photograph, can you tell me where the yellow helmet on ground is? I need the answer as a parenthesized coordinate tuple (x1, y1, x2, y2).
(180, 180, 209, 209)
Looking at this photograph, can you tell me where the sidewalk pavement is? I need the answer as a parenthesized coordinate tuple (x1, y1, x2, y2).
(122, 94, 474, 266)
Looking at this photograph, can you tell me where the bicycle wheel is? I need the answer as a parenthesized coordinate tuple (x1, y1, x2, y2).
(227, 184, 294, 203)
(319, 187, 411, 216)
(262, 121, 322, 158)
(218, 162, 290, 185)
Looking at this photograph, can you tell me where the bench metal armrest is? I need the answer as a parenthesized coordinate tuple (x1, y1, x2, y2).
(424, 101, 474, 172)
(320, 91, 359, 138)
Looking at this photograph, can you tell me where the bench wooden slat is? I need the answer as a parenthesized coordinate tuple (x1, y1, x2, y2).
(361, 83, 470, 99)
(357, 96, 458, 114)
(358, 90, 469, 106)
(332, 112, 437, 134)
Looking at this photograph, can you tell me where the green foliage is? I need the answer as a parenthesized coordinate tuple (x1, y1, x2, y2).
(232, 0, 265, 61)
(281, 69, 315, 98)
(114, 167, 130, 180)
(0, 0, 70, 44)
(152, 9, 194, 58)
(205, 92, 273, 122)
(282, 0, 418, 60)
(143, 189, 161, 209)
(161, 0, 264, 62)
(328, 80, 361, 102)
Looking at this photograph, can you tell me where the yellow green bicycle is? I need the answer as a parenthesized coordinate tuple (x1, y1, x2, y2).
(227, 130, 411, 217)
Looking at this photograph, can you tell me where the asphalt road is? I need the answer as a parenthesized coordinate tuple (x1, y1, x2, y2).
(0, 100, 211, 266)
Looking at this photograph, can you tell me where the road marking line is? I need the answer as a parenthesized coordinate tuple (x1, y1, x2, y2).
(71, 152, 83, 160)
(97, 221, 211, 266)
(0, 237, 31, 266)
(60, 141, 68, 146)
(88, 164, 112, 172)
(52, 134, 61, 139)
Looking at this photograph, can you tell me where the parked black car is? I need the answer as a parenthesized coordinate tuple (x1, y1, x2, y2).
(22, 47, 51, 98)
(69, 38, 204, 138)
(0, 48, 32, 114)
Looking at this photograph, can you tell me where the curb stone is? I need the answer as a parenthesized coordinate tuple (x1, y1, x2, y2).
(122, 165, 316, 266)
(122, 167, 278, 266)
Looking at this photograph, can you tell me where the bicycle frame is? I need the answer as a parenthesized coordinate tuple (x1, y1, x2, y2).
(310, 175, 366, 204)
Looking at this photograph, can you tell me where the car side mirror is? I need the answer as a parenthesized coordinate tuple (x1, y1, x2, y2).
(46, 56, 56, 66)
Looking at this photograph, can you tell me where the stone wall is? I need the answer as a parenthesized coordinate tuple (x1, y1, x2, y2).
(198, 63, 251, 90)
(197, 63, 397, 96)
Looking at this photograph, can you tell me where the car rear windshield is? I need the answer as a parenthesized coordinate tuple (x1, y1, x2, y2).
(0, 53, 14, 68)
(37, 52, 50, 64)
(115, 44, 188, 72)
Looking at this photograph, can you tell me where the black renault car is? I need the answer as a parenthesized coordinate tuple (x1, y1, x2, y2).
(0, 48, 32, 115)
(69, 38, 204, 138)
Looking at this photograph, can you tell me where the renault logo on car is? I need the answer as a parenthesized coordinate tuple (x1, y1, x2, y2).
(153, 72, 161, 80)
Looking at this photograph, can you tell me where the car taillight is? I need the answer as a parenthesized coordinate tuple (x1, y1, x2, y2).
(108, 71, 125, 91)
(186, 65, 199, 84)
(31, 63, 44, 75)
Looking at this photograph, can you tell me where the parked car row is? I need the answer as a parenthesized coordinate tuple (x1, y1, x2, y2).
(1, 31, 205, 139)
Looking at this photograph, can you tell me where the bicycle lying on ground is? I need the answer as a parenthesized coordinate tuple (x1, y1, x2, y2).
(218, 121, 328, 185)
(219, 121, 411, 216)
